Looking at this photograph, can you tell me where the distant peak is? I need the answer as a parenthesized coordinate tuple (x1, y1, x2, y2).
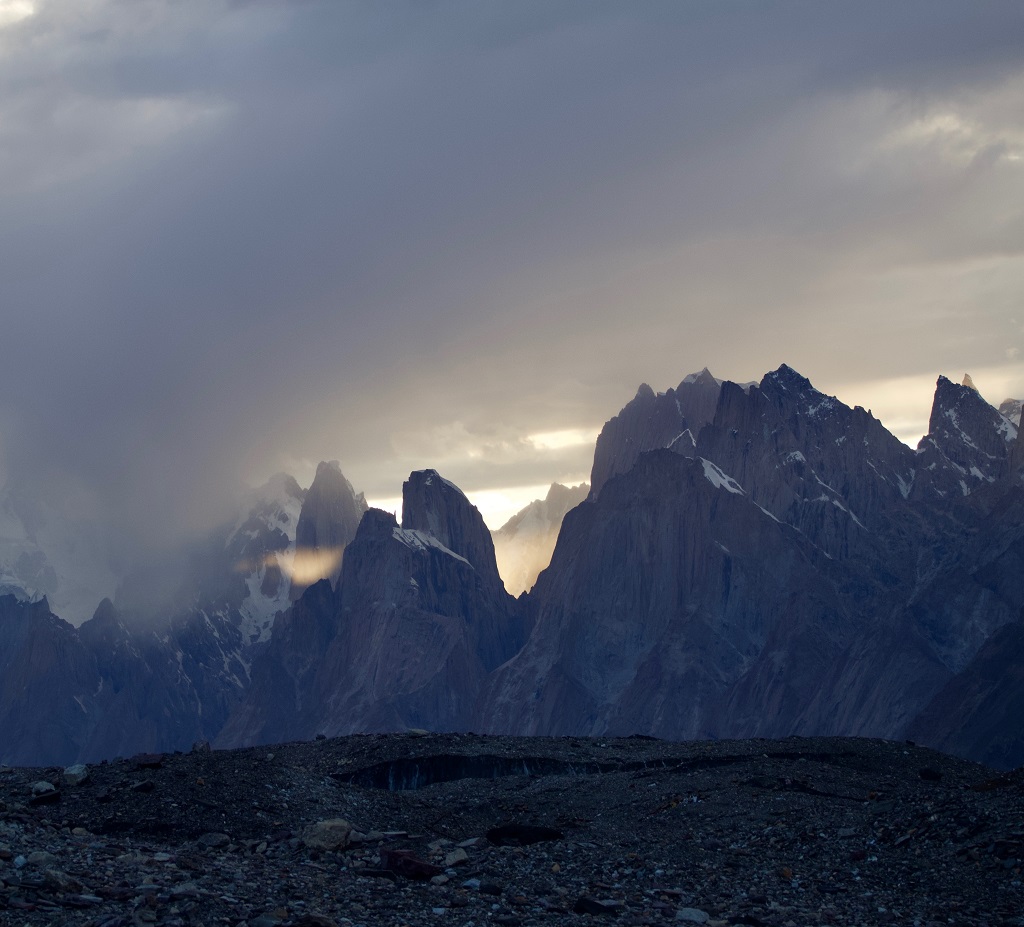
(91, 597, 118, 623)
(934, 374, 982, 401)
(259, 472, 304, 500)
(763, 364, 814, 393)
(545, 481, 588, 502)
(681, 367, 720, 387)
(635, 383, 655, 401)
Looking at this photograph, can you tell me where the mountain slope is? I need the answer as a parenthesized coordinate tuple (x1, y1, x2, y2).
(219, 470, 526, 746)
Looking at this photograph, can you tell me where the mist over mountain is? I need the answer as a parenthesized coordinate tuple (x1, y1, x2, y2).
(1, 366, 1023, 773)
(492, 482, 590, 596)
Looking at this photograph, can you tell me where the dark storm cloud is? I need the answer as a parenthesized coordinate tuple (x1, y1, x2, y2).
(0, 0, 1022, 551)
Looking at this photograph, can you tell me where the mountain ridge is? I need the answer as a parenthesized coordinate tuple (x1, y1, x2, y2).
(2, 366, 1023, 770)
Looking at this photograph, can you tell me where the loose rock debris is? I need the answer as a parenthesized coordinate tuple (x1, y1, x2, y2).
(0, 733, 1022, 926)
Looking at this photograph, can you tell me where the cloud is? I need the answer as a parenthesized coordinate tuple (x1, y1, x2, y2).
(0, 1, 1022, 568)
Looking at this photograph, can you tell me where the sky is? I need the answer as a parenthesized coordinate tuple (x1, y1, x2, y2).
(1, 0, 1023, 549)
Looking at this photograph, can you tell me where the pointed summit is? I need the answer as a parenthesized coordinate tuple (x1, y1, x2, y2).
(291, 461, 366, 597)
(402, 470, 500, 582)
(590, 370, 723, 496)
(681, 367, 720, 388)
(962, 373, 978, 391)
(762, 363, 814, 394)
(911, 375, 1015, 498)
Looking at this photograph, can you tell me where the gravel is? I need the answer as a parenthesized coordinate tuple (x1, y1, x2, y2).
(1, 733, 1021, 926)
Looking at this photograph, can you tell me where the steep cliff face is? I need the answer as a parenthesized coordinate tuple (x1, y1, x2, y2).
(4, 366, 1024, 769)
(220, 472, 526, 746)
(589, 369, 723, 497)
(492, 482, 589, 596)
(291, 461, 367, 598)
(479, 365, 1024, 756)
(911, 376, 1017, 501)
(402, 470, 501, 587)
(695, 366, 917, 565)
(0, 593, 247, 765)
(480, 451, 865, 739)
(76, 598, 244, 763)
(1011, 432, 1024, 485)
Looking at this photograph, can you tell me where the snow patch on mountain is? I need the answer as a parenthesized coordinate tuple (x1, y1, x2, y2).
(999, 398, 1022, 427)
(392, 527, 471, 565)
(700, 459, 744, 494)
(230, 473, 305, 644)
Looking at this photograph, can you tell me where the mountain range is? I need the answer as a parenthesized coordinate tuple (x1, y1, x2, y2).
(1, 366, 1022, 769)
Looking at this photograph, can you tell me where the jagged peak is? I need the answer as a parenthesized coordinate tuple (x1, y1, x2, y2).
(408, 469, 468, 500)
(255, 471, 304, 502)
(90, 597, 119, 624)
(634, 383, 656, 402)
(762, 364, 815, 394)
(310, 459, 354, 487)
(402, 470, 498, 577)
(354, 507, 399, 538)
(681, 367, 720, 387)
(932, 374, 992, 409)
(545, 481, 588, 504)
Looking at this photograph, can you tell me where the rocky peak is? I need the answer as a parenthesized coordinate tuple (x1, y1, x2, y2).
(695, 367, 917, 563)
(913, 375, 1016, 499)
(962, 373, 978, 390)
(761, 363, 816, 396)
(682, 366, 719, 387)
(590, 370, 724, 497)
(291, 461, 367, 597)
(674, 368, 723, 434)
(999, 397, 1022, 427)
(401, 470, 500, 582)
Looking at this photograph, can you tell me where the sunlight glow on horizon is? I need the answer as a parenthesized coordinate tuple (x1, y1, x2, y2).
(0, 0, 34, 26)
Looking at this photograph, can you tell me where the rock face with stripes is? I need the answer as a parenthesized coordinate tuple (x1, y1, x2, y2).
(479, 366, 1024, 768)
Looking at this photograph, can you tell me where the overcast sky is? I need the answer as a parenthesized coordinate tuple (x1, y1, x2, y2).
(1, 0, 1023, 544)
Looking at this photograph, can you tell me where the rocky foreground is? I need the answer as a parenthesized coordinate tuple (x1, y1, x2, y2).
(1, 734, 1022, 927)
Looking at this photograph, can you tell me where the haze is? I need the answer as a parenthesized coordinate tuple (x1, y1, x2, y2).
(1, 1, 1022, 553)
